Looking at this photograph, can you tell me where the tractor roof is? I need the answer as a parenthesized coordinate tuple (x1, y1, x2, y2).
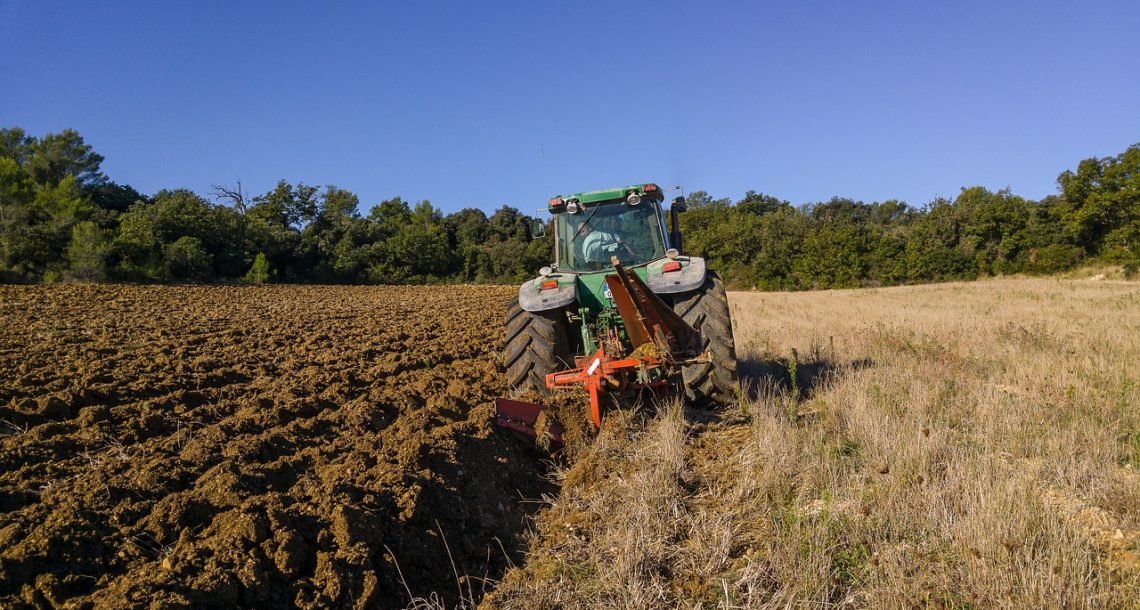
(547, 183, 664, 212)
(560, 183, 660, 205)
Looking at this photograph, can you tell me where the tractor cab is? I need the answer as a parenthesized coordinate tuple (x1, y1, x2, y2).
(543, 183, 684, 272)
(520, 183, 704, 314)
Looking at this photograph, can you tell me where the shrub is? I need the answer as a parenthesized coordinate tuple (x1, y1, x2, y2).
(244, 252, 270, 284)
(1124, 260, 1138, 280)
(1027, 244, 1084, 274)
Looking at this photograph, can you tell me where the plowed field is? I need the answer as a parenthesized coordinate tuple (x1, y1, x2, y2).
(0, 284, 550, 609)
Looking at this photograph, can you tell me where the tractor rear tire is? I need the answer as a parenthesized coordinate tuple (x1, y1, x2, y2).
(672, 272, 739, 407)
(502, 298, 573, 393)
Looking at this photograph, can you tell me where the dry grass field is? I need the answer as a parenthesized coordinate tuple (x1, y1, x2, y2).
(488, 278, 1140, 609)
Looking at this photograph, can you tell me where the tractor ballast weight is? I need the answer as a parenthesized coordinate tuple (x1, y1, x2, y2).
(498, 183, 738, 444)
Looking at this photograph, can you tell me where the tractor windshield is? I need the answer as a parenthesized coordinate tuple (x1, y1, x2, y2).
(556, 200, 668, 271)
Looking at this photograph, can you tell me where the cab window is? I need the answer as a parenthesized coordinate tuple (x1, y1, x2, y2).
(556, 201, 666, 271)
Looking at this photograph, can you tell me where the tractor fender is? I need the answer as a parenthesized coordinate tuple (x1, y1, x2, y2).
(646, 256, 707, 294)
(518, 276, 577, 312)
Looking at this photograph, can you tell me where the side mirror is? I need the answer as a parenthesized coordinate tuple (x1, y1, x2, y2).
(669, 197, 686, 254)
(530, 218, 547, 238)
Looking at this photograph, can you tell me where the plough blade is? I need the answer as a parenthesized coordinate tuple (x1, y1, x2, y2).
(493, 397, 564, 449)
(606, 256, 700, 354)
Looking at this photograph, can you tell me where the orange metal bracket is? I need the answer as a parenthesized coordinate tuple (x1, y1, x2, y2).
(546, 344, 668, 428)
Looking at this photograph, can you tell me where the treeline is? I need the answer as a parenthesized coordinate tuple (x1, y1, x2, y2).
(1, 126, 1137, 288)
(683, 143, 1139, 288)
(0, 128, 550, 284)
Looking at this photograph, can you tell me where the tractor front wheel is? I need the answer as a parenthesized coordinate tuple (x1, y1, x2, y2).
(502, 298, 572, 393)
(673, 272, 739, 407)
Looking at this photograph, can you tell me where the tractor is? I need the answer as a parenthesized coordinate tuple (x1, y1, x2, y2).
(496, 183, 738, 444)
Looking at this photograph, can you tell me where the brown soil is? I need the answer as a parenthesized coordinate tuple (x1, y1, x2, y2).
(0, 284, 554, 609)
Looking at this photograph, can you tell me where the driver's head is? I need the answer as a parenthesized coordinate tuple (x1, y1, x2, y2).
(581, 221, 593, 234)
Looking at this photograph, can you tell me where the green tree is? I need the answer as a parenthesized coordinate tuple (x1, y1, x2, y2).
(372, 200, 451, 281)
(0, 128, 33, 166)
(329, 219, 380, 281)
(484, 238, 530, 282)
(748, 206, 809, 289)
(368, 196, 413, 238)
(111, 200, 175, 280)
(951, 187, 1033, 275)
(905, 198, 973, 281)
(249, 180, 320, 229)
(245, 252, 271, 283)
(25, 129, 106, 188)
(320, 186, 360, 221)
(66, 221, 112, 281)
(89, 181, 144, 214)
(248, 222, 298, 279)
(148, 189, 215, 242)
(737, 190, 787, 216)
(17, 176, 96, 280)
(446, 207, 491, 280)
(488, 205, 529, 241)
(295, 185, 367, 281)
(792, 199, 874, 289)
(128, 189, 247, 279)
(0, 157, 37, 279)
(1057, 144, 1140, 262)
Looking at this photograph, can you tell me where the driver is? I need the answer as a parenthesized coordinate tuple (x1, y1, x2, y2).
(580, 220, 621, 263)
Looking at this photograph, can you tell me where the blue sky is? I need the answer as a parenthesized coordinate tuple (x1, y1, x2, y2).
(2, 1, 1138, 214)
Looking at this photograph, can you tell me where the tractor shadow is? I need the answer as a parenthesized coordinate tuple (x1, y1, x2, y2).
(378, 425, 559, 609)
(737, 354, 874, 402)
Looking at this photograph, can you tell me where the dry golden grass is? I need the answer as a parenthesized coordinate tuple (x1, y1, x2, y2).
(484, 277, 1140, 609)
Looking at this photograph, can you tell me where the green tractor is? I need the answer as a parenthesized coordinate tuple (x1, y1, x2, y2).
(497, 183, 738, 438)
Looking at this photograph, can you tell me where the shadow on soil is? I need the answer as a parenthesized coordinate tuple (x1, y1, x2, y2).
(387, 433, 558, 608)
